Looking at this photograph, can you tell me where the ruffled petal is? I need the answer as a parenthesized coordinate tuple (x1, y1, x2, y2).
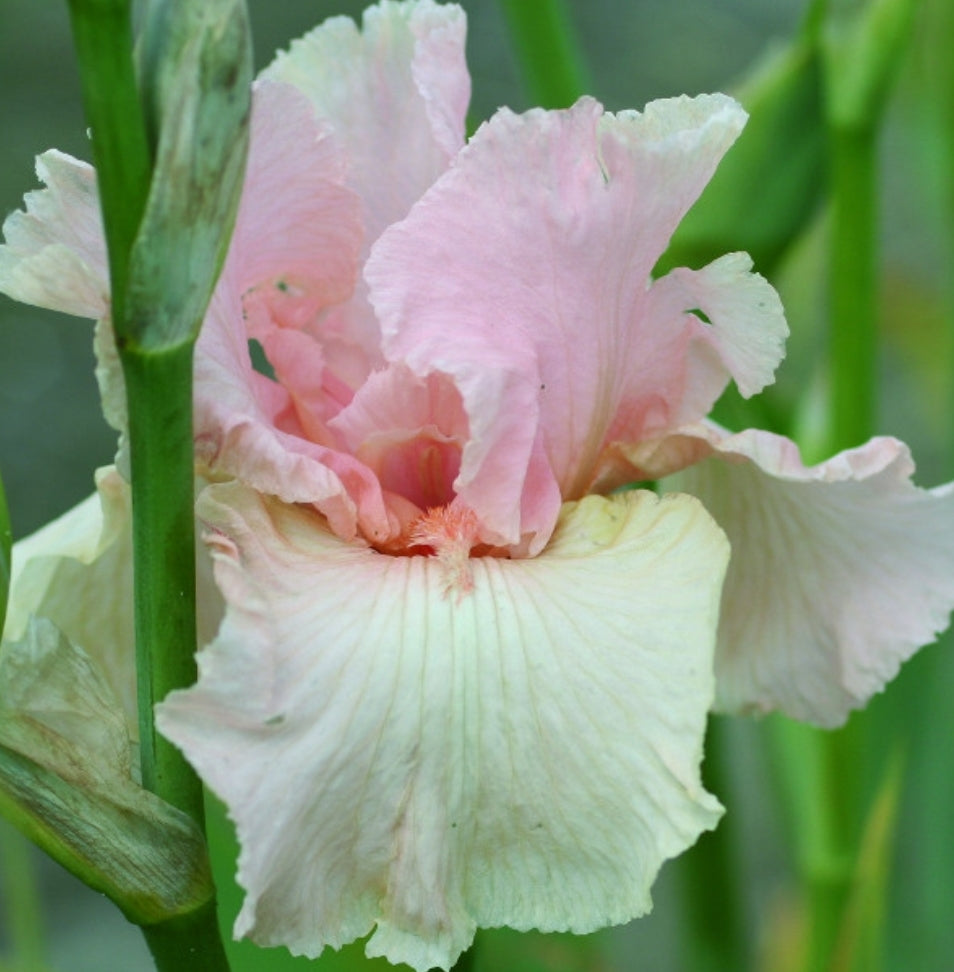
(157, 484, 728, 970)
(226, 80, 363, 303)
(189, 77, 397, 542)
(367, 94, 747, 549)
(0, 151, 108, 319)
(331, 363, 469, 518)
(3, 468, 137, 730)
(640, 424, 954, 726)
(194, 277, 394, 544)
(263, 0, 468, 246)
(259, 0, 469, 374)
(639, 251, 788, 412)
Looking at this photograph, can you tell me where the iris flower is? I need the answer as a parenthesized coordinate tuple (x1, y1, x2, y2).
(2, 2, 954, 969)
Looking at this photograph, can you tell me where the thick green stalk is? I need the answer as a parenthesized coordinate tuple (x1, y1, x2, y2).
(61, 2, 247, 969)
(0, 820, 47, 971)
(119, 345, 201, 819)
(119, 343, 230, 972)
(496, 0, 588, 108)
(140, 901, 230, 972)
(65, 0, 152, 329)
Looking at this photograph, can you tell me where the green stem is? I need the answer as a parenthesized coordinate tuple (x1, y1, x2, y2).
(140, 901, 230, 972)
(120, 344, 229, 972)
(828, 124, 877, 453)
(65, 0, 152, 330)
(0, 819, 47, 971)
(496, 0, 589, 108)
(64, 2, 232, 968)
(119, 345, 202, 823)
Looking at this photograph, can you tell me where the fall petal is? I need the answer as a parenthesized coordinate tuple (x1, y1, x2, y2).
(3, 468, 137, 730)
(0, 151, 108, 319)
(3, 468, 222, 735)
(367, 94, 747, 547)
(157, 484, 728, 970)
(659, 425, 954, 726)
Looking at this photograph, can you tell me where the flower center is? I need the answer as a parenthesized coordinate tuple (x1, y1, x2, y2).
(408, 505, 482, 596)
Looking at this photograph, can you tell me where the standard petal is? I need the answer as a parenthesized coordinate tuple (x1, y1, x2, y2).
(640, 251, 788, 410)
(194, 276, 395, 545)
(157, 483, 728, 971)
(226, 80, 362, 303)
(262, 0, 468, 247)
(331, 363, 469, 518)
(260, 0, 469, 372)
(0, 151, 108, 319)
(367, 94, 747, 549)
(652, 424, 954, 726)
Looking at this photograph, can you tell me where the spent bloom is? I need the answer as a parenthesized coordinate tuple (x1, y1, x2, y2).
(3, 1, 954, 969)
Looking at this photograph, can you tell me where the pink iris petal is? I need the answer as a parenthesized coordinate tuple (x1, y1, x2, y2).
(608, 422, 954, 726)
(332, 364, 469, 518)
(227, 81, 361, 300)
(367, 93, 785, 550)
(640, 251, 788, 413)
(157, 483, 728, 971)
(263, 0, 468, 247)
(195, 272, 393, 543)
(262, 0, 469, 370)
(192, 81, 402, 543)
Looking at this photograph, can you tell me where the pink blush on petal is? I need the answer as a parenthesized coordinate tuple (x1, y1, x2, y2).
(360, 432, 462, 513)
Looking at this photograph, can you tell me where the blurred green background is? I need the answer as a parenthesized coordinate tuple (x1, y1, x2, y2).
(2, 1, 952, 970)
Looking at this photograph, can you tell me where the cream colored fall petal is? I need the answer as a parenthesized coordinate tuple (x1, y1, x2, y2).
(157, 485, 729, 971)
(3, 468, 222, 736)
(658, 425, 954, 726)
(3, 468, 137, 730)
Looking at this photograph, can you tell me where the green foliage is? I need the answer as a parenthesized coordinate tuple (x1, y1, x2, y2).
(0, 471, 9, 637)
(660, 36, 826, 277)
(822, 0, 917, 130)
(496, 0, 589, 108)
(830, 752, 904, 972)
